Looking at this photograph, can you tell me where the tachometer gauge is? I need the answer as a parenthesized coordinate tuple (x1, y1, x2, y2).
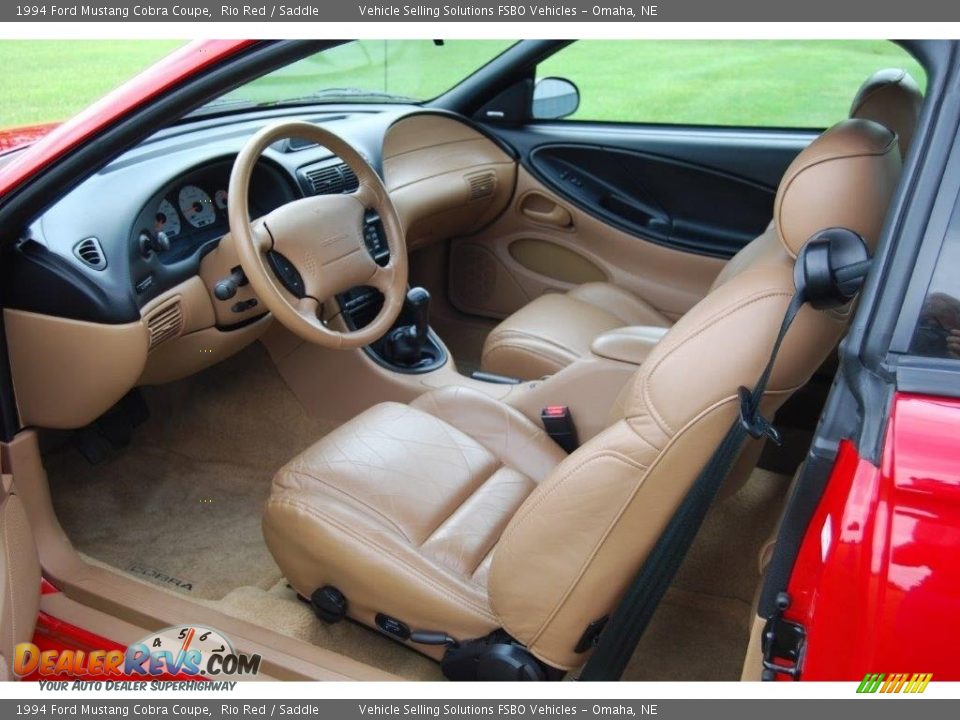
(129, 624, 235, 677)
(178, 185, 216, 228)
(155, 199, 181, 238)
(214, 189, 228, 211)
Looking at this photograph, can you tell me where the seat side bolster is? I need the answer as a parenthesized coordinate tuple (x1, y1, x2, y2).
(412, 387, 566, 484)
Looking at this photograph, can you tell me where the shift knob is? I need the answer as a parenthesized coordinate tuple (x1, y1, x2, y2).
(406, 287, 430, 341)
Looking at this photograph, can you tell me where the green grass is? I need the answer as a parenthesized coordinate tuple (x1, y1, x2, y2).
(538, 40, 926, 128)
(0, 41, 186, 128)
(220, 40, 516, 105)
(0, 40, 926, 131)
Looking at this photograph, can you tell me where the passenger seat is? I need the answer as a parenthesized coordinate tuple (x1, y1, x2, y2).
(479, 69, 922, 380)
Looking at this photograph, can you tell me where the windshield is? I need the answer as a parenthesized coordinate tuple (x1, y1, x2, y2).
(196, 40, 516, 115)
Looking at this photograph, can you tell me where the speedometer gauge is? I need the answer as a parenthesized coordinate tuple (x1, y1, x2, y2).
(214, 189, 228, 211)
(178, 185, 216, 228)
(155, 199, 181, 238)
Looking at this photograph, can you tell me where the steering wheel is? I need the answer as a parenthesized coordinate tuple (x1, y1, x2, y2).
(228, 121, 408, 348)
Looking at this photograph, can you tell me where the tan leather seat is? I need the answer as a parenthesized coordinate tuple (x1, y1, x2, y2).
(480, 282, 671, 380)
(263, 119, 900, 672)
(263, 389, 566, 646)
(480, 69, 922, 381)
(850, 68, 923, 159)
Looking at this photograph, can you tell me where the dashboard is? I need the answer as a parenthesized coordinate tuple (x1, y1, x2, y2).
(2, 105, 517, 430)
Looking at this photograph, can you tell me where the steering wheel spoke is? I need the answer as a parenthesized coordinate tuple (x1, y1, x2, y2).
(352, 181, 380, 209)
(294, 295, 321, 321)
(369, 264, 397, 295)
(251, 219, 273, 253)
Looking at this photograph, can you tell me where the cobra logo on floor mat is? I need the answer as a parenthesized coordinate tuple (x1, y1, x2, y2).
(128, 563, 195, 592)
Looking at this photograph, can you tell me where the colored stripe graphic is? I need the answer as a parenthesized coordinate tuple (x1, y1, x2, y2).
(857, 672, 932, 693)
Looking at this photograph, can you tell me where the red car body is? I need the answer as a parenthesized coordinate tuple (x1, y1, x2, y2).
(0, 123, 60, 153)
(0, 40, 252, 197)
(1, 39, 956, 682)
(786, 393, 960, 679)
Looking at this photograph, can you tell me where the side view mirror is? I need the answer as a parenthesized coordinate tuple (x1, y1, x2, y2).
(532, 77, 580, 120)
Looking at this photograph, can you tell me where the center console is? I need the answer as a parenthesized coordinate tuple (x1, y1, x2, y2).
(337, 212, 446, 373)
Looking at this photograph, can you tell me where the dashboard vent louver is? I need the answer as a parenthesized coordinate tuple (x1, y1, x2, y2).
(341, 164, 359, 192)
(73, 237, 107, 270)
(146, 300, 184, 349)
(467, 171, 496, 201)
(303, 162, 360, 196)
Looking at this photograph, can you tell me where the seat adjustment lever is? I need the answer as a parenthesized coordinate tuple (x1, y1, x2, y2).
(410, 630, 458, 648)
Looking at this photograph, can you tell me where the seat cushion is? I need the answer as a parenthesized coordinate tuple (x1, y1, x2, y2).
(262, 387, 565, 654)
(480, 282, 672, 380)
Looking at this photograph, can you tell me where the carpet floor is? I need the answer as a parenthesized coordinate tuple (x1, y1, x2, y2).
(622, 468, 791, 681)
(46, 342, 331, 601)
(45, 341, 790, 681)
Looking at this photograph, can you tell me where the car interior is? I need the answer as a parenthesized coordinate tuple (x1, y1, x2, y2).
(0, 40, 928, 681)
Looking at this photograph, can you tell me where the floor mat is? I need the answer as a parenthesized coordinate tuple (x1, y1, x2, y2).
(46, 342, 333, 601)
(622, 468, 791, 681)
(624, 587, 751, 681)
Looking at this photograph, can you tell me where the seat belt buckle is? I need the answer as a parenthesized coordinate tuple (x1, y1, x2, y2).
(737, 387, 782, 445)
(541, 405, 579, 453)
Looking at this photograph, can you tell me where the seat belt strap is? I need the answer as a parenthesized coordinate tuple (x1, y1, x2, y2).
(578, 290, 807, 681)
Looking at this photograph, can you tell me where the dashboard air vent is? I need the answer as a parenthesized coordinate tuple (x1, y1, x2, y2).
(467, 171, 496, 201)
(146, 300, 184, 349)
(73, 237, 107, 270)
(341, 164, 359, 192)
(302, 162, 360, 196)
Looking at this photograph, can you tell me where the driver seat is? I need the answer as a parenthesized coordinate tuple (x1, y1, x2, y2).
(262, 120, 900, 674)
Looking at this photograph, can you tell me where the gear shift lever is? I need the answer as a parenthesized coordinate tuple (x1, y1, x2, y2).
(384, 287, 431, 365)
(406, 286, 430, 346)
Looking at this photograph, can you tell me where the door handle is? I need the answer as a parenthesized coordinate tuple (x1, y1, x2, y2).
(522, 203, 572, 228)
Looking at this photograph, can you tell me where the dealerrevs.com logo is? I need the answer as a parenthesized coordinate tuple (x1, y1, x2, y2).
(857, 673, 933, 694)
(14, 625, 261, 683)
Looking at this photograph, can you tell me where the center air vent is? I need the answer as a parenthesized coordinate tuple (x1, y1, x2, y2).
(73, 237, 107, 270)
(467, 171, 496, 201)
(146, 300, 183, 349)
(301, 161, 360, 196)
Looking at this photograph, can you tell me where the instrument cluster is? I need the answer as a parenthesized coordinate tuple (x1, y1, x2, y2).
(134, 158, 294, 265)
(128, 156, 296, 304)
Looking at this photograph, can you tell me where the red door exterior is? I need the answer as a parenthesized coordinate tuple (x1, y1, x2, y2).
(786, 392, 960, 679)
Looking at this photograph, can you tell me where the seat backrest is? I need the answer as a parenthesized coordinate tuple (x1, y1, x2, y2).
(850, 68, 923, 159)
(488, 119, 901, 671)
(709, 68, 922, 296)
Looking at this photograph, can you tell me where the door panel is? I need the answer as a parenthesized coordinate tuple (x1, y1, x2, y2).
(0, 463, 41, 681)
(499, 123, 815, 258)
(449, 166, 727, 322)
(447, 123, 813, 322)
(529, 144, 776, 257)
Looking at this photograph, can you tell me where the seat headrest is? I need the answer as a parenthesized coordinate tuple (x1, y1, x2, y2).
(775, 119, 900, 259)
(850, 68, 923, 158)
